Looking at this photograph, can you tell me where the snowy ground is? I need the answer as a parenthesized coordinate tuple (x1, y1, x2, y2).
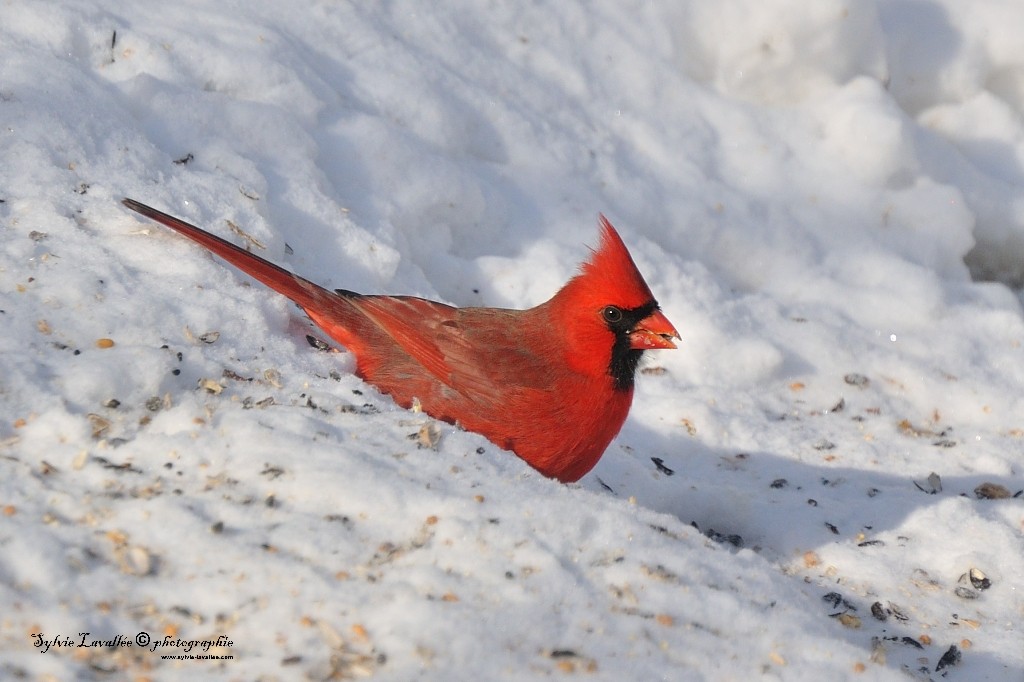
(1, 1, 1022, 680)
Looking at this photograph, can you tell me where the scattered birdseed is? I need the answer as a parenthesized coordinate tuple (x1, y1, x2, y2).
(96, 338, 115, 349)
(87, 413, 111, 438)
(953, 586, 979, 600)
(306, 335, 330, 351)
(889, 603, 910, 622)
(911, 568, 942, 591)
(198, 378, 224, 394)
(118, 545, 153, 576)
(968, 567, 991, 590)
(261, 464, 285, 479)
(823, 592, 857, 613)
(72, 450, 88, 470)
(264, 368, 283, 388)
(913, 472, 942, 495)
(837, 613, 861, 629)
(844, 373, 870, 388)
(900, 637, 923, 650)
(955, 617, 980, 629)
(870, 638, 887, 665)
(238, 184, 260, 200)
(227, 219, 267, 250)
(651, 457, 674, 475)
(935, 644, 961, 672)
(973, 482, 1011, 499)
(93, 455, 142, 473)
(825, 397, 845, 413)
(704, 528, 742, 547)
(413, 423, 441, 449)
(198, 331, 220, 344)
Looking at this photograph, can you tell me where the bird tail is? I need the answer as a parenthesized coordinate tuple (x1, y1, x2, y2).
(121, 198, 335, 314)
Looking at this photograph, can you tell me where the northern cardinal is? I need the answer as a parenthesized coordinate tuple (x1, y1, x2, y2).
(121, 199, 679, 482)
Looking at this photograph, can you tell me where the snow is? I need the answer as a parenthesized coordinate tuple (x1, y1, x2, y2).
(1, 1, 1022, 679)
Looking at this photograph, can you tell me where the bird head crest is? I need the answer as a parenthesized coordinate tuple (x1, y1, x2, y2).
(575, 214, 657, 308)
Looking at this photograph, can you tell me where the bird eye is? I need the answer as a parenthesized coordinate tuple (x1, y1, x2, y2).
(602, 305, 623, 323)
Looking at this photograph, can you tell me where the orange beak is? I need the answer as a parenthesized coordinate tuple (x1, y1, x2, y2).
(629, 309, 680, 350)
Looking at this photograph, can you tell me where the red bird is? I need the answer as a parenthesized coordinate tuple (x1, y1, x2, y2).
(122, 199, 679, 482)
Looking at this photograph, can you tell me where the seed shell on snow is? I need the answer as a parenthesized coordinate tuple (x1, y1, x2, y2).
(306, 334, 331, 351)
(836, 613, 861, 629)
(959, 568, 991, 591)
(843, 373, 870, 387)
(119, 545, 154, 576)
(198, 378, 225, 394)
(411, 422, 441, 449)
(227, 218, 267, 250)
(973, 482, 1012, 499)
(651, 457, 674, 475)
(238, 184, 260, 200)
(222, 368, 252, 382)
(87, 413, 111, 439)
(954, 586, 979, 600)
(264, 368, 283, 388)
(935, 644, 962, 672)
(912, 472, 942, 495)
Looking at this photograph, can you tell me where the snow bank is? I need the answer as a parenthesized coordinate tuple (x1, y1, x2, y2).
(1, 1, 1021, 679)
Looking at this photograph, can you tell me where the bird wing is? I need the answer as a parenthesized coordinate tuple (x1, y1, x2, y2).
(343, 294, 550, 404)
